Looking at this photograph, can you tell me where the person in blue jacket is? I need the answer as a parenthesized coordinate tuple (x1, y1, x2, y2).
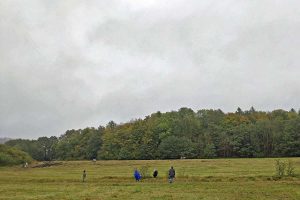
(134, 168, 141, 181)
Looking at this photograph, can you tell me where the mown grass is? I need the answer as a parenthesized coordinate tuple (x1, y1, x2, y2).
(0, 158, 299, 200)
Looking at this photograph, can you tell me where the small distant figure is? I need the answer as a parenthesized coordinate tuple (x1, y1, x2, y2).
(168, 166, 175, 183)
(92, 158, 96, 163)
(134, 169, 141, 181)
(24, 162, 28, 168)
(82, 170, 87, 182)
(153, 169, 158, 178)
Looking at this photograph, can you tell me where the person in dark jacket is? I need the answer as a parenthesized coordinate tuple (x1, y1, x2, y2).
(168, 166, 175, 183)
(134, 169, 141, 181)
(82, 170, 87, 182)
(153, 169, 158, 178)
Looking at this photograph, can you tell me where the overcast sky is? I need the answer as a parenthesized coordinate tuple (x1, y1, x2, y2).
(1, 0, 300, 139)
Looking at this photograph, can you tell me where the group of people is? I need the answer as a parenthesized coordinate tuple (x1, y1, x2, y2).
(134, 166, 176, 183)
(82, 166, 176, 183)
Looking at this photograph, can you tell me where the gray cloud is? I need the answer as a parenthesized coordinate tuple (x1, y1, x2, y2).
(1, 0, 300, 139)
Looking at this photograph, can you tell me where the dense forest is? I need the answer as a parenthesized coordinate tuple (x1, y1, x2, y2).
(4, 107, 300, 161)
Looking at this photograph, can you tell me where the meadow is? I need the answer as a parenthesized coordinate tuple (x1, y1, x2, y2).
(0, 158, 299, 200)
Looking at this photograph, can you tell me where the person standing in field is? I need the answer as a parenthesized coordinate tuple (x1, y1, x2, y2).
(134, 168, 141, 181)
(153, 169, 158, 178)
(168, 166, 175, 183)
(82, 170, 87, 182)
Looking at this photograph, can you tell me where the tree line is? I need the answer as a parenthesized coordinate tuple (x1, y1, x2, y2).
(5, 107, 300, 161)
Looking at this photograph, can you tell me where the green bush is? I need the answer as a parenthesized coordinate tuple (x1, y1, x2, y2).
(0, 144, 33, 166)
(275, 159, 296, 178)
(286, 160, 295, 177)
(275, 160, 286, 177)
(139, 165, 151, 179)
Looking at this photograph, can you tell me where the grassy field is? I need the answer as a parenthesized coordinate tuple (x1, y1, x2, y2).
(0, 158, 299, 200)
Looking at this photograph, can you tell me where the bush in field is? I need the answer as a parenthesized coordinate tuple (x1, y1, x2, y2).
(275, 160, 286, 177)
(275, 159, 295, 178)
(0, 144, 33, 166)
(286, 160, 295, 177)
(139, 165, 151, 179)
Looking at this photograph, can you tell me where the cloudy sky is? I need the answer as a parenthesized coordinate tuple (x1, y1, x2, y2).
(1, 0, 299, 139)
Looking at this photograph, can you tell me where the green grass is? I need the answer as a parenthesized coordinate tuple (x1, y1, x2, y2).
(0, 158, 300, 200)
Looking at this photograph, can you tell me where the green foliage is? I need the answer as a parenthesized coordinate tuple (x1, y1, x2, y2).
(275, 159, 296, 178)
(139, 165, 151, 179)
(203, 143, 217, 158)
(55, 127, 103, 160)
(5, 107, 300, 160)
(0, 144, 32, 166)
(286, 160, 295, 177)
(5, 137, 58, 161)
(158, 136, 196, 159)
(275, 160, 286, 178)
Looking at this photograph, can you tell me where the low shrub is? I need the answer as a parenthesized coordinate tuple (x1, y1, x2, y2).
(139, 165, 151, 179)
(274, 159, 296, 178)
(0, 144, 32, 166)
(286, 160, 295, 177)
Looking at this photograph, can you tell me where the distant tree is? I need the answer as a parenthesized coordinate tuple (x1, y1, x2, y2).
(236, 107, 243, 115)
(203, 143, 217, 158)
(37, 136, 58, 161)
(106, 121, 117, 130)
(158, 136, 195, 159)
(54, 127, 104, 160)
(250, 106, 256, 113)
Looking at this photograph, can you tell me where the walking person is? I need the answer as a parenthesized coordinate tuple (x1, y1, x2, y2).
(82, 170, 87, 182)
(168, 166, 175, 183)
(134, 168, 141, 181)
